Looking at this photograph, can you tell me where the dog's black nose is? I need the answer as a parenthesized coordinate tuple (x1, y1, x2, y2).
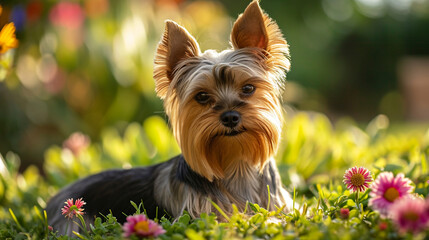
(220, 111, 241, 128)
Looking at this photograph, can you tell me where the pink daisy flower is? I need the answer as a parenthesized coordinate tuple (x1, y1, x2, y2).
(390, 197, 429, 234)
(122, 214, 166, 238)
(61, 198, 86, 219)
(368, 172, 414, 216)
(343, 167, 373, 192)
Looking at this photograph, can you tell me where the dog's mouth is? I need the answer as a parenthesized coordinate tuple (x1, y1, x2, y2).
(223, 128, 246, 137)
(212, 128, 247, 138)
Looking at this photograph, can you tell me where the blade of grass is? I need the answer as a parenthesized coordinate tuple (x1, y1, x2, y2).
(72, 231, 86, 239)
(301, 202, 308, 216)
(141, 200, 148, 216)
(44, 210, 48, 225)
(210, 199, 230, 222)
(293, 187, 296, 211)
(267, 185, 271, 211)
(130, 200, 140, 214)
(9, 208, 22, 230)
(155, 206, 159, 222)
(44, 210, 49, 236)
(34, 206, 43, 221)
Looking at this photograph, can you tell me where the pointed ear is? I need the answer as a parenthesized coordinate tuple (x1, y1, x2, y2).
(154, 20, 200, 99)
(231, 1, 268, 50)
(231, 1, 290, 73)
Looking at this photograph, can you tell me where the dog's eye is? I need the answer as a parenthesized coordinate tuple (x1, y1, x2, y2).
(195, 92, 210, 104)
(242, 84, 255, 95)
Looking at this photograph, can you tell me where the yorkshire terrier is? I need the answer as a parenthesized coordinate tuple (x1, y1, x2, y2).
(47, 0, 292, 235)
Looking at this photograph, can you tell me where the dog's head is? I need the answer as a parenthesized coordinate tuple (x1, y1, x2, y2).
(153, 1, 290, 181)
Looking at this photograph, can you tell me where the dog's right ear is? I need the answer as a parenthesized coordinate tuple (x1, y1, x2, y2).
(153, 20, 200, 99)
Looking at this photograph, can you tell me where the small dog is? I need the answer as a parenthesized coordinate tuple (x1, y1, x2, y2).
(47, 0, 292, 235)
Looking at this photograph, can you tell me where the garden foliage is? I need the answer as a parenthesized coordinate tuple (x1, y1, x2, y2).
(1, 1, 429, 239)
(1, 113, 428, 239)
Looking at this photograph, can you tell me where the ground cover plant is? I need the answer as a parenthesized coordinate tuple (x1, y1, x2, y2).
(1, 1, 429, 239)
(1, 113, 428, 239)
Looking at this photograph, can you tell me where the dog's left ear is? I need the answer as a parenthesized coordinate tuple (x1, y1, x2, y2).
(231, 0, 290, 75)
(154, 20, 201, 99)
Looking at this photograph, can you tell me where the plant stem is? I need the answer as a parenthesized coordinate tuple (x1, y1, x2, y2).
(76, 214, 89, 236)
(65, 220, 69, 236)
(355, 191, 360, 212)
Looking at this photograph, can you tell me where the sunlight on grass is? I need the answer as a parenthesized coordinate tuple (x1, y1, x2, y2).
(0, 112, 428, 238)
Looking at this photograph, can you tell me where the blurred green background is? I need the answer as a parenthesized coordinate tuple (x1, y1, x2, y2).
(0, 0, 429, 172)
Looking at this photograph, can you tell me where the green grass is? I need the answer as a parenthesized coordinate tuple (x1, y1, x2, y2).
(1, 113, 428, 239)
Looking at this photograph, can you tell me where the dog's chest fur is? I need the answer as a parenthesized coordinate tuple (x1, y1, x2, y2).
(155, 156, 286, 219)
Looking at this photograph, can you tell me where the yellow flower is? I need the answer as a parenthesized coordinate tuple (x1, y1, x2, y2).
(0, 23, 19, 54)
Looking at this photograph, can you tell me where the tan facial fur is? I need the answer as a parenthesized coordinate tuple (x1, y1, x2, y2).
(153, 0, 290, 181)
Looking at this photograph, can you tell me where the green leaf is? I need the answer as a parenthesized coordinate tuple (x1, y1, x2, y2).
(178, 214, 191, 225)
(383, 164, 402, 173)
(130, 201, 140, 214)
(185, 229, 205, 240)
(249, 203, 260, 213)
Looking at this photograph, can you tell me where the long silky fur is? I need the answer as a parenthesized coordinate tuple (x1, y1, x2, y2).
(46, 156, 291, 235)
(164, 45, 286, 181)
(46, 0, 293, 236)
